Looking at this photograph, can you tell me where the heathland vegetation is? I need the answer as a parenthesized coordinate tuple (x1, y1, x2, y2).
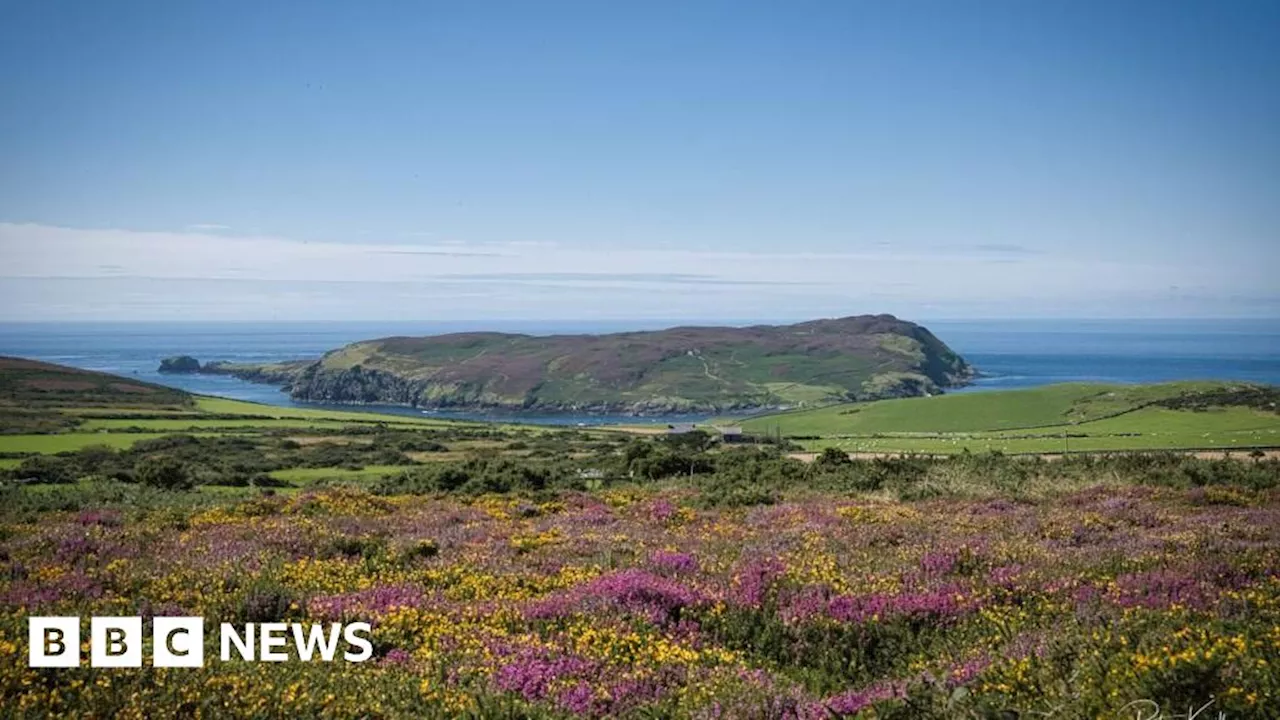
(1, 358, 1278, 717)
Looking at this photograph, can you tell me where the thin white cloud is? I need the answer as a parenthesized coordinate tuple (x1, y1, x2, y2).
(0, 222, 1273, 321)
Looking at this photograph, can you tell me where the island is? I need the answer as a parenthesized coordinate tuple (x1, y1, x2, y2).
(157, 355, 202, 374)
(163, 314, 974, 414)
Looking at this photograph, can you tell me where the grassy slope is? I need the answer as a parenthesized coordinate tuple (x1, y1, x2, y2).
(745, 381, 1236, 435)
(0, 360, 536, 458)
(0, 356, 191, 408)
(191, 397, 457, 425)
(5, 358, 1277, 459)
(803, 413, 1278, 454)
(1, 360, 598, 493)
(746, 384, 1096, 435)
(268, 465, 412, 482)
(0, 432, 221, 453)
(195, 397, 551, 435)
(78, 418, 418, 432)
(287, 315, 971, 410)
(0, 402, 539, 456)
(745, 381, 1280, 454)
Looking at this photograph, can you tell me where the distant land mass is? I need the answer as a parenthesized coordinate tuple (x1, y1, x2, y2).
(160, 314, 974, 414)
(0, 356, 193, 434)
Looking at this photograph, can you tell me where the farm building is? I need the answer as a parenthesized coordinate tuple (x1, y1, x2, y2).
(718, 426, 746, 443)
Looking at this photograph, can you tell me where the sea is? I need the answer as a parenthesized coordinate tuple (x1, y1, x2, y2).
(0, 319, 1277, 426)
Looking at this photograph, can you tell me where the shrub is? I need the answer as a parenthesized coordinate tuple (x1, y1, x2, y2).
(399, 539, 439, 562)
(11, 455, 77, 484)
(237, 582, 300, 624)
(131, 434, 201, 453)
(815, 446, 852, 468)
(250, 473, 291, 488)
(631, 451, 715, 480)
(135, 456, 194, 491)
(324, 534, 387, 560)
(695, 480, 778, 508)
(73, 444, 121, 475)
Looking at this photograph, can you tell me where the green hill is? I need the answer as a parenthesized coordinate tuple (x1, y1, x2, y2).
(0, 356, 195, 434)
(0, 356, 192, 410)
(744, 381, 1280, 454)
(189, 315, 974, 414)
(743, 381, 1239, 435)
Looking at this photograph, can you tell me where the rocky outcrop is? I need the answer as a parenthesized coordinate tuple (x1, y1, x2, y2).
(200, 360, 310, 386)
(157, 356, 202, 374)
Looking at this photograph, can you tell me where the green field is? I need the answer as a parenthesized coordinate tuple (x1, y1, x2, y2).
(803, 425, 1278, 455)
(0, 432, 222, 453)
(192, 396, 544, 433)
(65, 407, 205, 417)
(5, 357, 1279, 466)
(744, 382, 1280, 455)
(191, 396, 459, 425)
(267, 464, 417, 483)
(745, 382, 1228, 435)
(78, 417, 412, 432)
(0, 359, 624, 496)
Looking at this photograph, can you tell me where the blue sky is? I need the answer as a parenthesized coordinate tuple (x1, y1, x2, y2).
(1, 0, 1277, 321)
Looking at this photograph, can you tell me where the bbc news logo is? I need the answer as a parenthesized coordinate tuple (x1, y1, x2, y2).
(28, 617, 373, 668)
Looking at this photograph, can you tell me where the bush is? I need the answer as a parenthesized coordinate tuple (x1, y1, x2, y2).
(11, 455, 77, 484)
(74, 445, 122, 475)
(371, 468, 440, 495)
(136, 456, 194, 491)
(250, 473, 291, 488)
(324, 534, 387, 560)
(631, 451, 715, 480)
(131, 434, 201, 453)
(695, 478, 778, 508)
(399, 539, 439, 563)
(815, 446, 852, 468)
(659, 429, 714, 453)
(236, 582, 300, 624)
